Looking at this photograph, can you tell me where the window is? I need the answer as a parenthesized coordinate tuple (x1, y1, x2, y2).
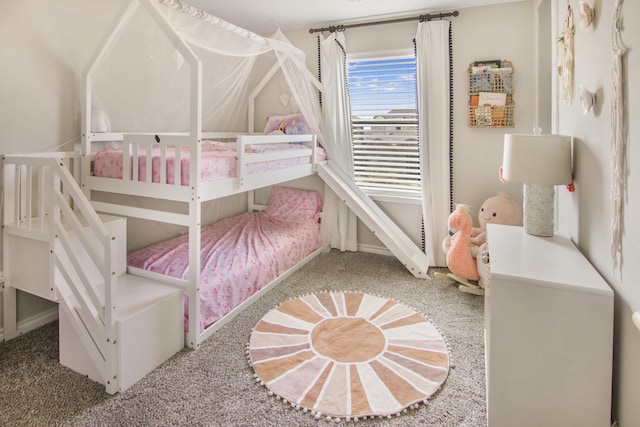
(347, 53, 420, 198)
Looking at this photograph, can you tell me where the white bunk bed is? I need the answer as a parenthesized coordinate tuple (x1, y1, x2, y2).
(1, 0, 329, 395)
(81, 0, 328, 350)
(2, 0, 432, 394)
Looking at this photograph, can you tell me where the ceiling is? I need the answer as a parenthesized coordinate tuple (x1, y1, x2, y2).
(183, 0, 524, 34)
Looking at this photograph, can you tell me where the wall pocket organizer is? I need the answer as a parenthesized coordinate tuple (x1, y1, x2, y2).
(468, 60, 514, 127)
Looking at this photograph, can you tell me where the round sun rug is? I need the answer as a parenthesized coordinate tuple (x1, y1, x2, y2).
(247, 291, 450, 421)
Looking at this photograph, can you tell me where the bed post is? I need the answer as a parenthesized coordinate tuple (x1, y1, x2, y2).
(132, 0, 205, 349)
(188, 28, 203, 351)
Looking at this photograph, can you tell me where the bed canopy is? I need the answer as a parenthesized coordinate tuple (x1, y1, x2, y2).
(85, 0, 325, 143)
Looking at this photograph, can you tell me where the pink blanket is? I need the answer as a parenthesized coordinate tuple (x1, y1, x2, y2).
(127, 186, 323, 330)
(93, 141, 326, 185)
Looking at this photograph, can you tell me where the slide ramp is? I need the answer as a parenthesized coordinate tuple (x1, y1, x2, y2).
(317, 161, 430, 278)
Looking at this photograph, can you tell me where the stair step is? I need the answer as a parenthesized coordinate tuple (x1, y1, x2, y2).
(59, 273, 184, 393)
(55, 212, 184, 393)
(59, 273, 183, 321)
(116, 274, 183, 321)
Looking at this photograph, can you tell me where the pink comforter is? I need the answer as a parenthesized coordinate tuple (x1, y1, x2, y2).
(127, 186, 323, 330)
(93, 141, 326, 185)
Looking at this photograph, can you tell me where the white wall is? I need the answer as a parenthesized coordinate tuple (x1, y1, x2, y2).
(452, 2, 534, 211)
(0, 0, 126, 154)
(554, 0, 640, 424)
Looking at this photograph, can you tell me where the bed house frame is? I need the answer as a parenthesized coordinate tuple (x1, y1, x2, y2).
(1, 0, 430, 395)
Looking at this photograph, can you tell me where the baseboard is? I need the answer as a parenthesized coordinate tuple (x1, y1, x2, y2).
(357, 244, 393, 257)
(0, 306, 58, 341)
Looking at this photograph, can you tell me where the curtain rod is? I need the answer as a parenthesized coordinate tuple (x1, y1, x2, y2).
(308, 10, 459, 34)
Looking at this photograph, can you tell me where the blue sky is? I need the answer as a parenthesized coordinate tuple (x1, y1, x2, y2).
(347, 56, 417, 119)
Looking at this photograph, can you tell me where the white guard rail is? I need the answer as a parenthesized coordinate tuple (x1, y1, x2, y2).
(85, 132, 317, 187)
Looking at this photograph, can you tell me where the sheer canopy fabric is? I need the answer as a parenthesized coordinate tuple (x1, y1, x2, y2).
(89, 0, 324, 139)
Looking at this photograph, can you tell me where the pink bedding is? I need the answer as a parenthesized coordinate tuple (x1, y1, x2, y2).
(93, 141, 326, 185)
(127, 186, 323, 330)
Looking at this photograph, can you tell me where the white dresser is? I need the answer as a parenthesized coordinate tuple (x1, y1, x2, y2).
(485, 224, 613, 427)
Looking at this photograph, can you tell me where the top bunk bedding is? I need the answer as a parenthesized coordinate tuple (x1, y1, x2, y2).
(92, 139, 327, 186)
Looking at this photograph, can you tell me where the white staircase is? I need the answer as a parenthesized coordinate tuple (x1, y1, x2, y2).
(317, 161, 430, 278)
(2, 153, 183, 394)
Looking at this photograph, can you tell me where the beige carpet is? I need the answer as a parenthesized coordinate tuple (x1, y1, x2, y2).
(248, 291, 450, 422)
(1, 251, 486, 426)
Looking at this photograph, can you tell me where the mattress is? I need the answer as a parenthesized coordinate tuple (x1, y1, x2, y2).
(93, 141, 326, 185)
(126, 186, 323, 330)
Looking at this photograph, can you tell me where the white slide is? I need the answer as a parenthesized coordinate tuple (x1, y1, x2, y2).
(317, 161, 430, 279)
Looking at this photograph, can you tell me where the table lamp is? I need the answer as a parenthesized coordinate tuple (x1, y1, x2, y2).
(502, 131, 572, 236)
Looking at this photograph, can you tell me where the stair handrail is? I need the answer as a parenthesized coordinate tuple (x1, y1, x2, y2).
(3, 152, 119, 393)
(49, 155, 120, 393)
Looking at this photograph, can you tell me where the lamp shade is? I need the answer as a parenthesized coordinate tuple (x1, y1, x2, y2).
(502, 133, 572, 185)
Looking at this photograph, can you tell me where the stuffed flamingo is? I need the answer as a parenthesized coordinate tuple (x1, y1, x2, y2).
(445, 205, 480, 282)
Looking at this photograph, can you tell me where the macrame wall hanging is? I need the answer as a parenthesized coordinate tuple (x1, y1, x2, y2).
(557, 2, 575, 104)
(610, 0, 626, 274)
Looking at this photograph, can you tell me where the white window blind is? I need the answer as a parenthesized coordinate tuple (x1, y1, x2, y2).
(347, 55, 420, 197)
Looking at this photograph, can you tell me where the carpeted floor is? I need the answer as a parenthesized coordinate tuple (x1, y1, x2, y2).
(0, 250, 486, 426)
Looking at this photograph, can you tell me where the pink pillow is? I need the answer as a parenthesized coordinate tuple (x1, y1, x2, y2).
(264, 186, 322, 223)
(264, 113, 310, 135)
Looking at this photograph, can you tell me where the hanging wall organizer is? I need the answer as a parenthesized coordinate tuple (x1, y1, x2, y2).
(468, 60, 514, 128)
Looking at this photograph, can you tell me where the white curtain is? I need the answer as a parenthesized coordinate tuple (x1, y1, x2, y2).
(415, 20, 452, 267)
(319, 32, 358, 252)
